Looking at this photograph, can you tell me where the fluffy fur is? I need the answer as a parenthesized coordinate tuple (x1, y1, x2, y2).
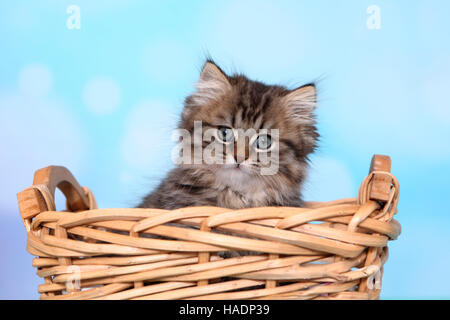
(138, 60, 319, 210)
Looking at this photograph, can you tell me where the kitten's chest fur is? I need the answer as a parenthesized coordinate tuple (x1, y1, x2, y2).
(216, 183, 270, 209)
(137, 167, 298, 210)
(212, 167, 283, 209)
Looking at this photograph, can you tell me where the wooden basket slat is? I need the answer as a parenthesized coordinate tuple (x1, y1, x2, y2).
(313, 291, 372, 300)
(95, 281, 196, 300)
(63, 224, 229, 252)
(27, 232, 97, 257)
(138, 224, 320, 255)
(216, 222, 367, 257)
(230, 254, 366, 281)
(112, 255, 267, 283)
(255, 280, 360, 300)
(41, 233, 159, 255)
(39, 276, 118, 293)
(132, 279, 264, 300)
(160, 255, 324, 282)
(276, 204, 361, 229)
(40, 283, 133, 300)
(185, 281, 318, 300)
(304, 198, 357, 209)
(51, 257, 208, 283)
(32, 253, 197, 268)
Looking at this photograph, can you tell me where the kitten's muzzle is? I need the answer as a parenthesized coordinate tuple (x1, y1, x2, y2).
(233, 137, 250, 163)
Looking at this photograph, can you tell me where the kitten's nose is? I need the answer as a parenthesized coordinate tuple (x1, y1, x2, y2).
(233, 137, 250, 163)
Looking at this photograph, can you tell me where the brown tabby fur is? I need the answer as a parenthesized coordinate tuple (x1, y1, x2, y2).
(138, 60, 318, 210)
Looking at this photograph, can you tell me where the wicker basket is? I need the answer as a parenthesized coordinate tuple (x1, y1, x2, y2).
(17, 154, 400, 300)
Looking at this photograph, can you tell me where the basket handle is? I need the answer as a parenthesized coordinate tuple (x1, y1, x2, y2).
(32, 166, 90, 212)
(368, 154, 392, 202)
(17, 166, 90, 231)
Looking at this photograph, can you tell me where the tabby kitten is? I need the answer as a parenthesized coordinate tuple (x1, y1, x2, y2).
(138, 60, 318, 210)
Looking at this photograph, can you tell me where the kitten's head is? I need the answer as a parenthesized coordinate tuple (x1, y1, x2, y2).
(177, 60, 318, 203)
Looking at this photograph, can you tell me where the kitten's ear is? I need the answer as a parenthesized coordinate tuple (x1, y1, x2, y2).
(282, 84, 317, 124)
(189, 60, 231, 106)
(200, 60, 229, 84)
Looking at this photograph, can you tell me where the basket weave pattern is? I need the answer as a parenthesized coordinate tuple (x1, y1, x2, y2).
(17, 155, 400, 300)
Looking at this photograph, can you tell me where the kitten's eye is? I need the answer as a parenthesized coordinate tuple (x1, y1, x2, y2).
(255, 134, 272, 151)
(217, 126, 234, 143)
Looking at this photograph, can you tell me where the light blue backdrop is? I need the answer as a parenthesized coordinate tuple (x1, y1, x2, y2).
(1, 0, 449, 299)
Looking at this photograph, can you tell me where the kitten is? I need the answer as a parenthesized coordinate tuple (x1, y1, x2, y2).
(138, 60, 318, 210)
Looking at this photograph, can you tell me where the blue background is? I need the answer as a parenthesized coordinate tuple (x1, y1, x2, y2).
(1, 0, 449, 299)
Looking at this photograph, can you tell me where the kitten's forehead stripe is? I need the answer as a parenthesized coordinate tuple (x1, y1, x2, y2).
(250, 85, 261, 119)
(230, 81, 275, 131)
(255, 90, 273, 129)
(253, 114, 263, 130)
